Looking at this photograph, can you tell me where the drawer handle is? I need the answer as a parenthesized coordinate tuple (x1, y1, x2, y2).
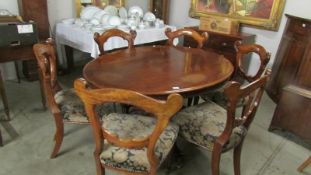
(10, 41, 21, 47)
(302, 23, 306, 28)
(222, 42, 228, 46)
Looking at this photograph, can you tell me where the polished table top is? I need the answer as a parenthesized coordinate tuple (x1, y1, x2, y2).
(83, 45, 234, 96)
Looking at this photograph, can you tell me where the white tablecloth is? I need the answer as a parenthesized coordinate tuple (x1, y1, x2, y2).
(55, 23, 176, 65)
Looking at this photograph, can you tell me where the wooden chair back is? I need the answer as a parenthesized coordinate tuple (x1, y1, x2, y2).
(165, 28, 208, 48)
(234, 41, 271, 83)
(221, 70, 270, 142)
(94, 29, 137, 56)
(74, 78, 183, 174)
(33, 38, 62, 109)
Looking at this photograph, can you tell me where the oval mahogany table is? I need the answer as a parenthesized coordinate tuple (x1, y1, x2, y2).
(83, 45, 234, 97)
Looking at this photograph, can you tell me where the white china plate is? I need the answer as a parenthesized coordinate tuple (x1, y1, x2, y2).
(104, 5, 118, 16)
(118, 7, 127, 19)
(80, 6, 101, 20)
(93, 10, 108, 20)
(128, 6, 143, 18)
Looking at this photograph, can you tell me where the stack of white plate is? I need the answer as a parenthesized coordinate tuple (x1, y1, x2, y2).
(80, 6, 101, 20)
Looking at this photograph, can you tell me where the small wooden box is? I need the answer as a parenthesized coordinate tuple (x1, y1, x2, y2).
(199, 17, 239, 34)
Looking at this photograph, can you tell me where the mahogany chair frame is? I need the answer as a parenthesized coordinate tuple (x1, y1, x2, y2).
(211, 71, 270, 175)
(298, 155, 311, 172)
(94, 29, 137, 56)
(33, 38, 89, 158)
(234, 41, 271, 83)
(74, 78, 183, 175)
(165, 28, 208, 48)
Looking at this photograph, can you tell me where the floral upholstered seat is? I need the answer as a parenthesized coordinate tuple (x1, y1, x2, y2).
(173, 99, 247, 152)
(100, 113, 179, 173)
(54, 89, 113, 123)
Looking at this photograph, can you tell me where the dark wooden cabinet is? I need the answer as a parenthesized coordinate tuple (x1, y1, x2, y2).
(18, 0, 50, 81)
(18, 0, 49, 40)
(270, 85, 311, 145)
(183, 26, 255, 75)
(266, 14, 311, 102)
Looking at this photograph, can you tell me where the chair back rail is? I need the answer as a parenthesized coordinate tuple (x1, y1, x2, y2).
(165, 28, 208, 48)
(234, 41, 271, 82)
(94, 29, 137, 56)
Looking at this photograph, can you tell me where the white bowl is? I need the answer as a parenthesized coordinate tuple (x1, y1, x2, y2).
(90, 18, 100, 25)
(108, 16, 121, 26)
(143, 12, 156, 22)
(100, 14, 111, 25)
(75, 18, 87, 26)
(128, 6, 144, 18)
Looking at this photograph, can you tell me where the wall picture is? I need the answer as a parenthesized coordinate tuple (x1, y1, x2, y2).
(191, 0, 286, 30)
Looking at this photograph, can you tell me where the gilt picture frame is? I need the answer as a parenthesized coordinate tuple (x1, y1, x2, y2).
(75, 0, 125, 17)
(190, 0, 286, 31)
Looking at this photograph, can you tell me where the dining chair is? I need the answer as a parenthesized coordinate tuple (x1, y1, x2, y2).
(165, 27, 209, 106)
(173, 70, 270, 175)
(74, 78, 183, 175)
(202, 41, 271, 106)
(33, 38, 113, 158)
(94, 29, 137, 56)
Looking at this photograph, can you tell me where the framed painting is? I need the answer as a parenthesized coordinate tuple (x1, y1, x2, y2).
(190, 0, 286, 30)
(75, 0, 125, 16)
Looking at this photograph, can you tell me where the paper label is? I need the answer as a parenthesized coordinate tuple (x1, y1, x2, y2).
(17, 24, 34, 34)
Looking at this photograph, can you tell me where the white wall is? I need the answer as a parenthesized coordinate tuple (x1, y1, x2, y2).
(169, 0, 311, 74)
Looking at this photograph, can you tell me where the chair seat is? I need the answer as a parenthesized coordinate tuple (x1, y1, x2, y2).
(173, 100, 247, 152)
(54, 89, 113, 123)
(100, 113, 179, 173)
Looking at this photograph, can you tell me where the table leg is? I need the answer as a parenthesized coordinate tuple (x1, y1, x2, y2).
(65, 45, 74, 72)
(58, 45, 74, 75)
(0, 127, 3, 146)
(0, 71, 10, 120)
(14, 61, 21, 83)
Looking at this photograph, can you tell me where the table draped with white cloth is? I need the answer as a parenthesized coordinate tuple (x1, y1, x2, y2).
(55, 23, 176, 66)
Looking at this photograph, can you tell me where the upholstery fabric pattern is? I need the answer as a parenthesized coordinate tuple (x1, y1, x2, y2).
(100, 113, 179, 173)
(54, 89, 113, 123)
(173, 100, 247, 152)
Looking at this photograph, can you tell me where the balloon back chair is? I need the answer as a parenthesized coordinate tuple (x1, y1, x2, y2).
(165, 28, 209, 106)
(94, 29, 137, 56)
(173, 70, 271, 175)
(33, 38, 113, 158)
(202, 41, 271, 106)
(74, 78, 183, 175)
